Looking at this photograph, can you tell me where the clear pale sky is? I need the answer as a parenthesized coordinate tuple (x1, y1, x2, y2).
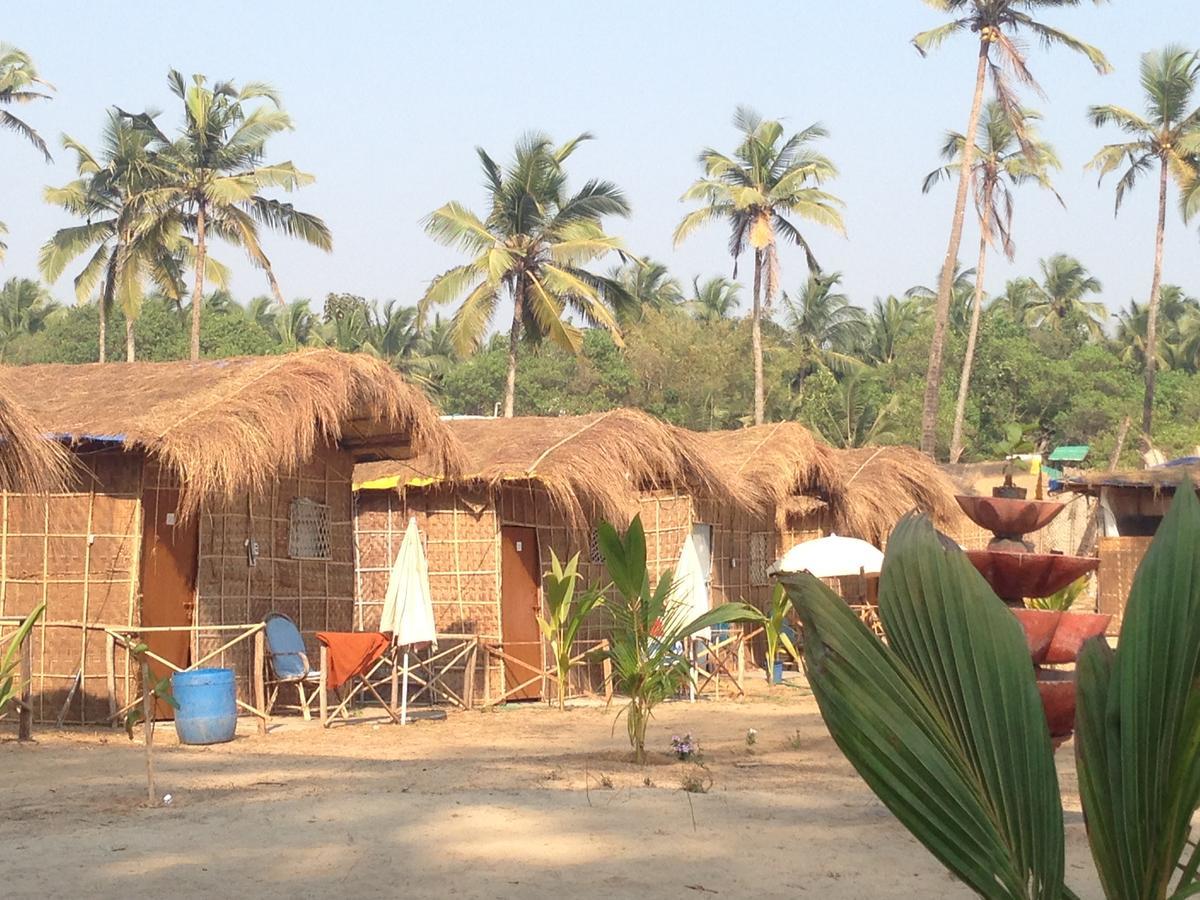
(4, 1, 1199, 320)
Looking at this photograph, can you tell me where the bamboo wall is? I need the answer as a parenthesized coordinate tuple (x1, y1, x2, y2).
(1097, 536, 1152, 634)
(0, 450, 142, 723)
(195, 442, 357, 699)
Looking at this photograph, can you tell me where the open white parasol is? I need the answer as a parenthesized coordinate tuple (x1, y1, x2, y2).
(768, 534, 884, 579)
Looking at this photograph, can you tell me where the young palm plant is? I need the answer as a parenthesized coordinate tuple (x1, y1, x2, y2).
(924, 102, 1062, 463)
(537, 551, 604, 711)
(0, 277, 59, 361)
(597, 516, 762, 763)
(780, 271, 867, 391)
(0, 603, 43, 716)
(40, 113, 197, 362)
(122, 71, 331, 361)
(912, 0, 1110, 458)
(782, 484, 1200, 899)
(1090, 45, 1200, 437)
(420, 133, 631, 417)
(675, 107, 845, 425)
(762, 585, 801, 684)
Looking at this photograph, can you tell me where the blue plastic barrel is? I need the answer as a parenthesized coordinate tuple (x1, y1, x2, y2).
(171, 668, 237, 745)
(772, 661, 785, 685)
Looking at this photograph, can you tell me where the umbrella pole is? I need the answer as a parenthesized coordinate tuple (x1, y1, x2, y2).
(401, 650, 410, 726)
(688, 638, 696, 703)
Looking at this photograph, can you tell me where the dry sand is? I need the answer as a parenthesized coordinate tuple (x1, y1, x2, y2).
(2, 686, 1101, 899)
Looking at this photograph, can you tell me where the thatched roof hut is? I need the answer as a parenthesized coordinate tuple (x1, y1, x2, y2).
(695, 423, 841, 526)
(833, 445, 959, 544)
(0, 350, 463, 514)
(0, 393, 70, 494)
(355, 408, 741, 528)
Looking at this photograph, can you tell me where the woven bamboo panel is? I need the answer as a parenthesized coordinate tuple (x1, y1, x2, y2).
(1, 450, 142, 722)
(1097, 536, 1152, 633)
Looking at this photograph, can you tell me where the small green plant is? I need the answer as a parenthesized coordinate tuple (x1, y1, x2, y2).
(124, 642, 179, 805)
(679, 765, 712, 794)
(786, 730, 802, 751)
(0, 603, 43, 716)
(763, 584, 801, 683)
(596, 516, 763, 764)
(1027, 576, 1087, 612)
(537, 551, 604, 710)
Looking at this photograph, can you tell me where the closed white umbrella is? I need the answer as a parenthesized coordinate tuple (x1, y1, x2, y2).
(670, 535, 711, 702)
(768, 534, 884, 579)
(381, 517, 437, 724)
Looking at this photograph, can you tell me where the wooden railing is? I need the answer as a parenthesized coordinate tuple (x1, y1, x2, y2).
(481, 639, 612, 708)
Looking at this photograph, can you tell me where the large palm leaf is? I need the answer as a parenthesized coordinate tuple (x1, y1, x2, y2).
(781, 514, 1066, 899)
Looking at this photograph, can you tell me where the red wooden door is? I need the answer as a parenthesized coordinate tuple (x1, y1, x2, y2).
(500, 526, 542, 700)
(139, 487, 199, 717)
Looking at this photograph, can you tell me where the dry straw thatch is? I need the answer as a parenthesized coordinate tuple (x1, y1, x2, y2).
(695, 423, 841, 523)
(833, 445, 959, 543)
(0, 393, 71, 494)
(356, 408, 743, 528)
(0, 351, 462, 513)
(1061, 464, 1200, 494)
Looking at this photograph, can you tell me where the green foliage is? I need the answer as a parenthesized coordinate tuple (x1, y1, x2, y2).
(762, 585, 800, 682)
(784, 486, 1200, 899)
(537, 551, 604, 710)
(0, 603, 44, 715)
(1027, 577, 1087, 612)
(596, 516, 763, 763)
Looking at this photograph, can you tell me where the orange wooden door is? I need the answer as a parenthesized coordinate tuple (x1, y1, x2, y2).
(139, 487, 199, 717)
(500, 526, 542, 700)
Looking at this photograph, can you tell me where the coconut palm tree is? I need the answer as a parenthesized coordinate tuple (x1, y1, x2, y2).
(991, 276, 1037, 326)
(1023, 253, 1107, 337)
(912, 0, 1110, 457)
(906, 262, 977, 334)
(1116, 285, 1200, 372)
(687, 276, 741, 323)
(40, 114, 198, 362)
(122, 71, 332, 361)
(923, 102, 1062, 462)
(675, 107, 845, 425)
(780, 272, 866, 388)
(419, 132, 631, 417)
(0, 277, 58, 360)
(1090, 45, 1200, 436)
(271, 297, 316, 350)
(608, 258, 683, 323)
(858, 295, 922, 365)
(0, 44, 53, 260)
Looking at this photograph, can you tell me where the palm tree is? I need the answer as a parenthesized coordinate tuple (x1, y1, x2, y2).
(990, 276, 1037, 325)
(912, 0, 1110, 457)
(780, 272, 866, 388)
(687, 276, 741, 323)
(271, 297, 317, 349)
(123, 71, 332, 361)
(861, 295, 923, 365)
(808, 369, 900, 449)
(0, 277, 59, 360)
(675, 107, 845, 425)
(906, 262, 977, 334)
(1090, 46, 1200, 436)
(40, 114, 196, 362)
(1023, 254, 1107, 337)
(609, 258, 683, 322)
(0, 44, 53, 259)
(923, 101, 1062, 462)
(419, 132, 631, 417)
(1116, 285, 1200, 372)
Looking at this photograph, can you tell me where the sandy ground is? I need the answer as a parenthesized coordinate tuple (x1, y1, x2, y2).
(2, 683, 1101, 899)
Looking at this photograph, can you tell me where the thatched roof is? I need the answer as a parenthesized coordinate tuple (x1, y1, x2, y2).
(833, 445, 959, 543)
(0, 393, 70, 494)
(355, 409, 745, 528)
(694, 423, 841, 522)
(0, 351, 462, 514)
(1061, 464, 1200, 494)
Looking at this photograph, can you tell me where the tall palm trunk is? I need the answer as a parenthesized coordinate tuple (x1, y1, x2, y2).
(125, 317, 136, 363)
(949, 188, 992, 465)
(97, 300, 107, 364)
(1143, 156, 1169, 436)
(751, 249, 765, 425)
(920, 38, 990, 458)
(190, 201, 207, 362)
(503, 279, 523, 418)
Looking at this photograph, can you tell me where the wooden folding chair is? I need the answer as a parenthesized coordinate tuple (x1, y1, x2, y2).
(320, 643, 401, 728)
(263, 613, 322, 720)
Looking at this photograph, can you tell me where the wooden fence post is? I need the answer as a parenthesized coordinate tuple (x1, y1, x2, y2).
(601, 640, 613, 704)
(18, 630, 32, 741)
(253, 629, 267, 736)
(105, 631, 118, 725)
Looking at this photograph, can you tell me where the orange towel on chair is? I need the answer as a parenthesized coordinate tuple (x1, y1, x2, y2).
(315, 632, 390, 690)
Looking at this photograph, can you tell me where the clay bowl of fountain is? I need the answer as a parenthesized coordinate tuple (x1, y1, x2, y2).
(966, 550, 1101, 606)
(955, 495, 1065, 538)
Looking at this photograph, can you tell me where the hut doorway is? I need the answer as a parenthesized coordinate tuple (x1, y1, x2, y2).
(139, 487, 199, 717)
(500, 525, 542, 700)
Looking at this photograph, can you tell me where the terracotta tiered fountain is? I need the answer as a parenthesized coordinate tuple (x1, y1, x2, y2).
(955, 476, 1109, 743)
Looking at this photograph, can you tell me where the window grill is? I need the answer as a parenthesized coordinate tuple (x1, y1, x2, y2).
(588, 528, 604, 565)
(289, 497, 331, 560)
(750, 532, 771, 586)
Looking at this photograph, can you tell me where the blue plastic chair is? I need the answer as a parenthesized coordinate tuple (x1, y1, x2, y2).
(263, 613, 322, 720)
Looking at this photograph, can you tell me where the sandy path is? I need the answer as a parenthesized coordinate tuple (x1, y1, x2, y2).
(1, 690, 1100, 899)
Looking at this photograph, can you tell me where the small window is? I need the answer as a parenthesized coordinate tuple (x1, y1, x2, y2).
(289, 498, 331, 559)
(750, 532, 771, 587)
(588, 529, 604, 565)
